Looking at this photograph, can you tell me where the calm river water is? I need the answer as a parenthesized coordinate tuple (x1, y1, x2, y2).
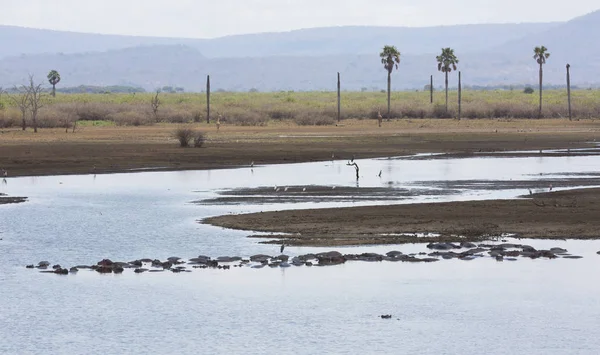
(1, 154, 600, 354)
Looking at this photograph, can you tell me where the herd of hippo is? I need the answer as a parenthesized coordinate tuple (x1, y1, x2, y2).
(26, 241, 600, 275)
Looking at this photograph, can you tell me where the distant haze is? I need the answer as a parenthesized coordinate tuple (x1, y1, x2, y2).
(0, 0, 598, 38)
(0, 9, 599, 91)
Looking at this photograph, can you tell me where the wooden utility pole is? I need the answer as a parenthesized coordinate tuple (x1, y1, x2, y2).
(337, 72, 341, 122)
(566, 64, 572, 121)
(430, 75, 433, 104)
(206, 75, 211, 124)
(458, 71, 462, 120)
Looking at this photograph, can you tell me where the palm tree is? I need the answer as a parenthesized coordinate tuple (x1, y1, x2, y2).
(379, 45, 401, 118)
(436, 48, 459, 113)
(533, 46, 550, 118)
(47, 70, 61, 97)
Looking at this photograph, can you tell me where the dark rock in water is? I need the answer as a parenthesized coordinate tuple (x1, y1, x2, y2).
(273, 254, 289, 262)
(207, 260, 218, 268)
(216, 256, 241, 263)
(305, 262, 313, 267)
(26, 264, 34, 269)
(140, 258, 153, 263)
(495, 255, 504, 262)
(69, 267, 79, 273)
(460, 242, 477, 249)
(36, 265, 48, 270)
(498, 243, 521, 249)
(167, 256, 181, 263)
(151, 259, 163, 267)
(38, 261, 50, 267)
(386, 251, 404, 258)
(521, 246, 537, 253)
(459, 256, 476, 261)
(96, 266, 113, 273)
(380, 315, 392, 319)
(504, 250, 520, 257)
(250, 254, 271, 263)
(130, 260, 143, 267)
(112, 266, 124, 274)
(97, 259, 114, 267)
(316, 251, 345, 266)
(298, 253, 317, 261)
(74, 265, 92, 269)
(427, 242, 458, 250)
(161, 261, 173, 269)
(251, 264, 265, 269)
(149, 269, 164, 273)
(279, 262, 291, 268)
(420, 258, 439, 262)
(597, 251, 600, 255)
(562, 255, 583, 259)
(222, 265, 231, 270)
(505, 257, 518, 261)
(291, 257, 304, 266)
(550, 248, 568, 254)
(171, 268, 183, 273)
(134, 268, 148, 273)
(52, 264, 62, 270)
(54, 268, 69, 275)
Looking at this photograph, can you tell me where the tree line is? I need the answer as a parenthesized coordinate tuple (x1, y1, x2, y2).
(379, 44, 566, 120)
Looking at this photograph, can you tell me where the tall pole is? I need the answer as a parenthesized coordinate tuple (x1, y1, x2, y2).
(566, 64, 572, 121)
(458, 71, 462, 120)
(337, 72, 341, 123)
(430, 75, 433, 104)
(206, 75, 211, 124)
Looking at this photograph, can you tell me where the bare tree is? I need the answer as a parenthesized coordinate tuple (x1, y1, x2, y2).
(25, 75, 45, 133)
(8, 86, 30, 130)
(150, 90, 160, 121)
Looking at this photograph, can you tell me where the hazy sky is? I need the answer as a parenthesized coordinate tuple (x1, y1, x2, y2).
(1, 0, 598, 38)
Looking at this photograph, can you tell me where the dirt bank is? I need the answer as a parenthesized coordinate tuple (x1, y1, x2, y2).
(204, 188, 600, 246)
(1, 119, 599, 177)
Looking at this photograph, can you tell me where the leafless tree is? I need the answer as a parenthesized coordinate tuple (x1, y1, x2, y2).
(25, 75, 45, 133)
(150, 90, 160, 121)
(7, 86, 30, 130)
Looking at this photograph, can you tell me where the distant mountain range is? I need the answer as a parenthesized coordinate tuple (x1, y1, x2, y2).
(0, 10, 598, 91)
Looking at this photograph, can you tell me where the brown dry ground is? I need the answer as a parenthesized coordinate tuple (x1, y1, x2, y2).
(204, 188, 600, 246)
(1, 118, 599, 177)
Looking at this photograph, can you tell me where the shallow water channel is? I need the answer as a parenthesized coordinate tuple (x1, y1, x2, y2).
(1, 153, 600, 354)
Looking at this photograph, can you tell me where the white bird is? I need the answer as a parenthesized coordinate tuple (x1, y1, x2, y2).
(250, 161, 254, 168)
(549, 184, 553, 191)
(302, 187, 306, 192)
(274, 186, 278, 191)
(332, 186, 336, 190)
(2, 170, 7, 177)
(284, 187, 289, 192)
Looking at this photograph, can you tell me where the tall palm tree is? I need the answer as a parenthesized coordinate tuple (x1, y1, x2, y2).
(533, 46, 550, 118)
(436, 48, 459, 113)
(379, 45, 401, 118)
(47, 70, 61, 97)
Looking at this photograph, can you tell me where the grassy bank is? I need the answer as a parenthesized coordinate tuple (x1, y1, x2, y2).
(1, 90, 599, 129)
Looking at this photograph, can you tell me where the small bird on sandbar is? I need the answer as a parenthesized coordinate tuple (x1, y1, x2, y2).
(378, 170, 382, 177)
(280, 244, 285, 253)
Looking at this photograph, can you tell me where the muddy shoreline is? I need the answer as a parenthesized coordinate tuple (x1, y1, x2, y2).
(204, 188, 600, 246)
(0, 193, 27, 205)
(1, 120, 599, 177)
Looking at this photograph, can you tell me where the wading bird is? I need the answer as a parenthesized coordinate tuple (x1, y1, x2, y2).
(280, 244, 285, 253)
(378, 170, 382, 177)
